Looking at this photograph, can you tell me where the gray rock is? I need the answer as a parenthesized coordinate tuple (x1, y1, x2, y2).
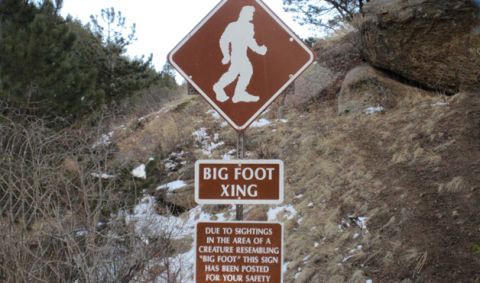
(285, 63, 338, 107)
(338, 65, 425, 115)
(360, 0, 480, 94)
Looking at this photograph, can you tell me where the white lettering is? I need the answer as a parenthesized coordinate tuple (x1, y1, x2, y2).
(203, 167, 229, 180)
(220, 184, 258, 197)
(233, 166, 275, 181)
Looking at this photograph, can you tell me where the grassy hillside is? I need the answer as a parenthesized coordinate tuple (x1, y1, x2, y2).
(2, 74, 478, 282)
(2, 0, 479, 280)
(94, 78, 479, 282)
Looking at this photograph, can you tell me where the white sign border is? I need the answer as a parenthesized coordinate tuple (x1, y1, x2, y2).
(168, 0, 315, 131)
(195, 159, 284, 205)
(194, 221, 284, 283)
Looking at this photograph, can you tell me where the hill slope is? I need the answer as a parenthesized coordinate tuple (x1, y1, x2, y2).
(109, 82, 479, 282)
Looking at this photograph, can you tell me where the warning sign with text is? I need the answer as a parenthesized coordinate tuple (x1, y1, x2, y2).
(168, 0, 314, 131)
(196, 222, 283, 283)
(195, 160, 284, 204)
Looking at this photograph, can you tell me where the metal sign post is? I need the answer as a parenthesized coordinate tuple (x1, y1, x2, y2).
(236, 131, 245, 220)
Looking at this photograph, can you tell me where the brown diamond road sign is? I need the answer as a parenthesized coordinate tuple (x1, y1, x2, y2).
(168, 0, 314, 131)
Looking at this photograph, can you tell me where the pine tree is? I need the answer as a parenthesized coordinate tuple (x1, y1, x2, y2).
(0, 0, 97, 120)
(0, 1, 159, 123)
(160, 62, 177, 89)
(88, 7, 158, 105)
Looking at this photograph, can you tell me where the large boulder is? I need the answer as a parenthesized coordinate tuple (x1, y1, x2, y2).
(284, 63, 338, 107)
(338, 64, 429, 114)
(360, 0, 480, 94)
(284, 31, 362, 107)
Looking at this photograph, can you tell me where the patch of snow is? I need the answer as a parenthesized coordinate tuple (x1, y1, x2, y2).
(156, 180, 187, 191)
(282, 261, 290, 273)
(125, 199, 237, 282)
(157, 244, 195, 283)
(251, 118, 271, 128)
(164, 151, 186, 174)
(125, 196, 186, 242)
(341, 218, 351, 228)
(170, 150, 184, 159)
(294, 194, 303, 199)
(364, 105, 384, 115)
(432, 101, 449, 107)
(294, 267, 302, 279)
(164, 160, 177, 170)
(96, 221, 107, 229)
(366, 280, 373, 283)
(193, 128, 225, 157)
(342, 255, 354, 263)
(192, 127, 208, 140)
(303, 255, 311, 262)
(91, 172, 116, 179)
(354, 216, 368, 230)
(277, 119, 288, 123)
(353, 233, 360, 239)
(73, 228, 88, 237)
(131, 164, 146, 179)
(220, 121, 228, 128)
(206, 109, 221, 120)
(267, 205, 297, 221)
(314, 242, 320, 248)
(92, 131, 113, 148)
(222, 149, 236, 160)
(202, 141, 225, 156)
(307, 202, 314, 208)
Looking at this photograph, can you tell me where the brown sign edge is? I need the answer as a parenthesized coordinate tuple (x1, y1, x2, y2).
(167, 0, 315, 131)
(194, 159, 284, 205)
(194, 221, 284, 283)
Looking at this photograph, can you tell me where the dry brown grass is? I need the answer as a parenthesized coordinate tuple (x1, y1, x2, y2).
(438, 176, 466, 193)
(3, 71, 477, 282)
(242, 86, 480, 281)
(0, 114, 180, 282)
(115, 94, 200, 162)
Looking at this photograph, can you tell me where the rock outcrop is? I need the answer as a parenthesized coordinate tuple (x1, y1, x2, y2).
(284, 31, 362, 107)
(285, 63, 338, 107)
(360, 0, 480, 94)
(338, 65, 427, 114)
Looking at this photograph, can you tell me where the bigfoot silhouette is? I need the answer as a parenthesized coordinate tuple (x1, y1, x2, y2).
(213, 6, 268, 103)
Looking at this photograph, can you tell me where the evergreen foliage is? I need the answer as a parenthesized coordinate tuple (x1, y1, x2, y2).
(0, 0, 168, 123)
(160, 62, 177, 89)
